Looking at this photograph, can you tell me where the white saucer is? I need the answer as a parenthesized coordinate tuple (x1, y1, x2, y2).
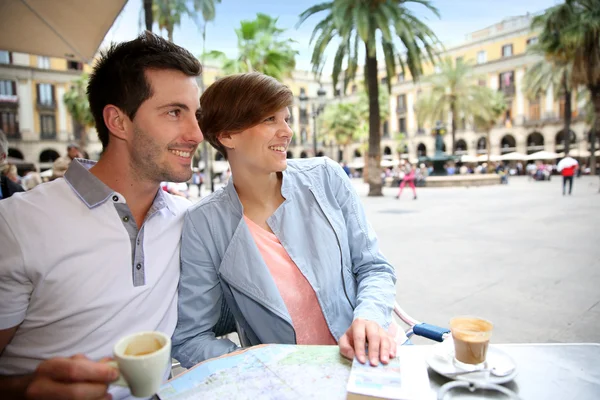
(426, 340, 518, 385)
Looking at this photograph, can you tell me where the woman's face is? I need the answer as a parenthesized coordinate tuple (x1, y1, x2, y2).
(221, 107, 293, 174)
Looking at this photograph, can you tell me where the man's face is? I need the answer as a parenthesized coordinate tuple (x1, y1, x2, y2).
(129, 69, 203, 184)
(67, 147, 80, 159)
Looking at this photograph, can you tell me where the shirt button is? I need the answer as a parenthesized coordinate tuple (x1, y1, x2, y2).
(112, 195, 118, 202)
(122, 216, 129, 222)
(136, 264, 142, 270)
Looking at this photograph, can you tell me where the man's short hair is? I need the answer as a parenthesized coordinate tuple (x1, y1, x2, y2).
(67, 143, 80, 151)
(0, 129, 8, 159)
(87, 32, 202, 150)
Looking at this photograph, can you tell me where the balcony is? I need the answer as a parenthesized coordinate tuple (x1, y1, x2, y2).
(37, 101, 56, 111)
(0, 94, 18, 105)
(499, 85, 516, 97)
(396, 105, 407, 114)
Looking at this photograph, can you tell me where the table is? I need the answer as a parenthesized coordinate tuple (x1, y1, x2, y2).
(159, 343, 600, 399)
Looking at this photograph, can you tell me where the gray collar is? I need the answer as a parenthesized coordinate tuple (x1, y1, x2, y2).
(64, 159, 175, 215)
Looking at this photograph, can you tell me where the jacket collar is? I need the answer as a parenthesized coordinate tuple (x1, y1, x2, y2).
(224, 169, 294, 214)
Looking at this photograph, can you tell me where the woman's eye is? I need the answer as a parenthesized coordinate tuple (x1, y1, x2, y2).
(264, 116, 275, 122)
(168, 109, 181, 117)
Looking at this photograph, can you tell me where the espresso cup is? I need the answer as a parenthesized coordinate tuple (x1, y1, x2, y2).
(107, 331, 171, 398)
(449, 316, 493, 367)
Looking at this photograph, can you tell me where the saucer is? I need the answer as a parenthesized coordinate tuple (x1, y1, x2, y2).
(426, 340, 518, 385)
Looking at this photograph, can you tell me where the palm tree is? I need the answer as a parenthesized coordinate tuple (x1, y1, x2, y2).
(192, 0, 221, 91)
(532, 0, 600, 173)
(153, 0, 194, 42)
(321, 101, 364, 157)
(473, 88, 508, 171)
(144, 0, 153, 31)
(208, 13, 297, 81)
(64, 74, 95, 149)
(523, 58, 574, 155)
(415, 57, 488, 155)
(298, 0, 440, 196)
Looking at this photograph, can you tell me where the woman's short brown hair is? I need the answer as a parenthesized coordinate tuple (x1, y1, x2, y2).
(199, 72, 294, 159)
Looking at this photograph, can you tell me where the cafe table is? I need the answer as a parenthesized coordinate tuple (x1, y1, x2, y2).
(158, 343, 600, 400)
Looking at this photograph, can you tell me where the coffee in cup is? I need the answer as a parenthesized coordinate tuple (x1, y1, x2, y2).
(108, 331, 171, 397)
(449, 316, 493, 366)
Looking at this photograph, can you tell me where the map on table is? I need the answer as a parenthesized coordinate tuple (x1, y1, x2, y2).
(157, 345, 352, 400)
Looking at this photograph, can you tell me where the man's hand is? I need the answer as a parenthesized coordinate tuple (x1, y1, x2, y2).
(25, 354, 119, 400)
(339, 319, 396, 366)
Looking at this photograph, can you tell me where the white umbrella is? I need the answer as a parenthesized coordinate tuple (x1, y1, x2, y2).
(499, 152, 527, 161)
(460, 155, 479, 163)
(0, 0, 127, 62)
(477, 154, 502, 162)
(557, 156, 579, 171)
(524, 151, 560, 161)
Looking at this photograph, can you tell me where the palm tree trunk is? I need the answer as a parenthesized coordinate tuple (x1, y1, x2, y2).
(365, 44, 382, 196)
(589, 84, 600, 176)
(563, 72, 572, 156)
(168, 27, 174, 42)
(451, 100, 457, 155)
(143, 0, 153, 32)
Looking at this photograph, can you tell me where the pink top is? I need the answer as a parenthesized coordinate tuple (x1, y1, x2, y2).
(244, 216, 336, 345)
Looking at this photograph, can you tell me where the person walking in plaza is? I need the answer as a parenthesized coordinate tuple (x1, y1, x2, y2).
(0, 131, 24, 200)
(0, 32, 203, 399)
(557, 156, 579, 196)
(396, 163, 417, 200)
(172, 72, 399, 369)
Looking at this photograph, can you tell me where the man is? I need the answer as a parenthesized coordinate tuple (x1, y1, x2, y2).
(51, 143, 82, 179)
(0, 32, 203, 399)
(0, 130, 24, 200)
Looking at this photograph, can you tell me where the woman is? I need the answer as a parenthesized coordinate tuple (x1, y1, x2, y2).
(172, 73, 399, 369)
(396, 163, 417, 200)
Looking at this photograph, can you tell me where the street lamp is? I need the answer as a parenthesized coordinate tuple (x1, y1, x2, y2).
(298, 91, 308, 148)
(312, 86, 327, 156)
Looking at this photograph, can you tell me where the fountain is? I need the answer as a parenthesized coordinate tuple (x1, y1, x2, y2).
(419, 123, 460, 176)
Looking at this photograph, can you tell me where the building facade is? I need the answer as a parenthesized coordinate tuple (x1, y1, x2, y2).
(2, 13, 596, 170)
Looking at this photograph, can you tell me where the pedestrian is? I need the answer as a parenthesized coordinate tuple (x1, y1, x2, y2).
(172, 72, 399, 369)
(51, 143, 82, 179)
(396, 163, 417, 200)
(0, 32, 203, 399)
(557, 156, 579, 196)
(0, 131, 25, 200)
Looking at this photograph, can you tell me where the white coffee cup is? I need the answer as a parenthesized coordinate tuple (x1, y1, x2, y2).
(107, 331, 171, 398)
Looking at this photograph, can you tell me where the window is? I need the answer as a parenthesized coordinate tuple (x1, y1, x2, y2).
(381, 76, 388, 85)
(37, 56, 51, 69)
(0, 110, 19, 138)
(40, 114, 56, 138)
(0, 80, 16, 96)
(526, 37, 538, 47)
(529, 97, 540, 121)
(299, 108, 308, 125)
(0, 51, 11, 64)
(299, 87, 306, 96)
(300, 128, 307, 144)
(397, 73, 405, 83)
(37, 83, 55, 106)
(502, 44, 513, 58)
(67, 61, 83, 71)
(399, 117, 406, 133)
(499, 71, 515, 95)
(397, 94, 406, 112)
(382, 120, 389, 138)
(351, 84, 357, 94)
(477, 51, 486, 64)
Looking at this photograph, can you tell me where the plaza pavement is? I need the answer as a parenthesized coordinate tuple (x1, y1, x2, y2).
(194, 175, 599, 345)
(354, 175, 600, 345)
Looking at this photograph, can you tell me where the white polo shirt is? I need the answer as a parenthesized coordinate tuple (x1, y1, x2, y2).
(0, 160, 190, 398)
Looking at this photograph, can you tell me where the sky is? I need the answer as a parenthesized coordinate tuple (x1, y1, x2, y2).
(102, 0, 562, 72)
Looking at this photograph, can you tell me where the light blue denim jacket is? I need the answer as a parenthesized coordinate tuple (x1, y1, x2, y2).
(172, 157, 397, 368)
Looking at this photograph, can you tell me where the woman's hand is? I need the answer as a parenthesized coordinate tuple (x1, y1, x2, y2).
(339, 318, 396, 366)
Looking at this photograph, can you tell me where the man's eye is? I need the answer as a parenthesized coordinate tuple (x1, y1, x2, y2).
(168, 110, 181, 117)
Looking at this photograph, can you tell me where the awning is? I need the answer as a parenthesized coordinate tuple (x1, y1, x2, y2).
(498, 152, 528, 161)
(0, 0, 127, 62)
(524, 151, 560, 160)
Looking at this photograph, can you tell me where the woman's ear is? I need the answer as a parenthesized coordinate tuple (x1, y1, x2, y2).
(218, 132, 235, 150)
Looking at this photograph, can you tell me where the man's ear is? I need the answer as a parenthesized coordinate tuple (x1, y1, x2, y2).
(218, 132, 235, 150)
(103, 105, 129, 141)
